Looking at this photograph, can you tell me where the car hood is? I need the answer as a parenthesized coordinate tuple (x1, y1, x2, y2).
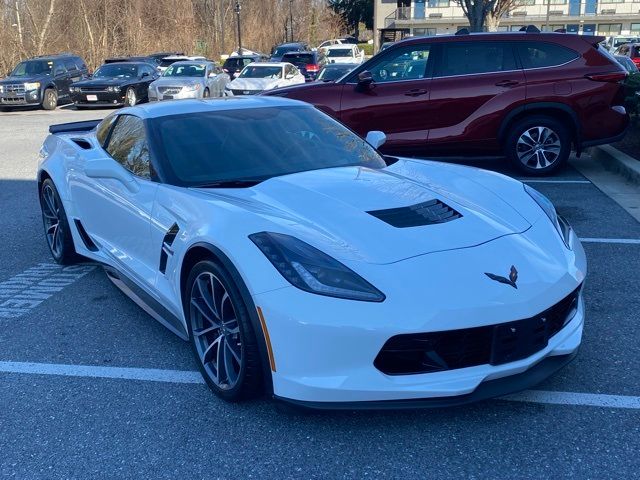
(72, 78, 133, 87)
(197, 160, 532, 264)
(229, 77, 281, 91)
(260, 80, 337, 96)
(151, 77, 201, 88)
(0, 74, 48, 84)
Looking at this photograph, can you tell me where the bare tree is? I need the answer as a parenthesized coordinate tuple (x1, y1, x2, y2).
(454, 0, 518, 32)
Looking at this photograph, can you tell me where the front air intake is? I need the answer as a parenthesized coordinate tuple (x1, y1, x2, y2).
(367, 199, 462, 228)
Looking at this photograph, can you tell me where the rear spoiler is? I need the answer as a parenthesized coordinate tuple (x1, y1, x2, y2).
(49, 119, 102, 135)
(584, 35, 606, 47)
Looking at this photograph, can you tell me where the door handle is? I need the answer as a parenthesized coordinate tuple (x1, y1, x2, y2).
(495, 80, 520, 87)
(404, 88, 428, 97)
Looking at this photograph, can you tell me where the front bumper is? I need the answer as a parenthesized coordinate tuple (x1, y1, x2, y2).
(71, 91, 125, 106)
(148, 88, 201, 101)
(0, 89, 41, 105)
(252, 218, 586, 406)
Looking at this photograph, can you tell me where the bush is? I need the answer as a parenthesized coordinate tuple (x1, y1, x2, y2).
(358, 43, 374, 56)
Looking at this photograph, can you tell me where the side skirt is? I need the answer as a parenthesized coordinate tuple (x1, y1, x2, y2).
(103, 266, 188, 341)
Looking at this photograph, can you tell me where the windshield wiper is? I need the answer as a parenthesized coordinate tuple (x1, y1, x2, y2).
(193, 179, 265, 188)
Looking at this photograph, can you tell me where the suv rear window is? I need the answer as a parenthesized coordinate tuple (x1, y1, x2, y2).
(436, 42, 516, 77)
(517, 42, 579, 68)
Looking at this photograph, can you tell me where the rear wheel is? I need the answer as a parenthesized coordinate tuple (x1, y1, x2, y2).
(39, 178, 79, 264)
(505, 116, 571, 176)
(42, 88, 57, 110)
(186, 260, 264, 402)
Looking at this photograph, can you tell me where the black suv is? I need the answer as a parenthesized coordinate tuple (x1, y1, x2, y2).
(0, 53, 89, 111)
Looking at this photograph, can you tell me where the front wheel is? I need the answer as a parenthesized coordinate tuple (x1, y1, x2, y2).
(203, 88, 210, 98)
(40, 178, 79, 264)
(125, 87, 137, 107)
(42, 88, 58, 110)
(505, 116, 571, 176)
(186, 260, 264, 402)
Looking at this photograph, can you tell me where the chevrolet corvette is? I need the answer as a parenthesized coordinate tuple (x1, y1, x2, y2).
(37, 97, 586, 408)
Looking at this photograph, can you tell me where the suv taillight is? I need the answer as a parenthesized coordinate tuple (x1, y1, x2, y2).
(305, 64, 319, 73)
(585, 72, 627, 83)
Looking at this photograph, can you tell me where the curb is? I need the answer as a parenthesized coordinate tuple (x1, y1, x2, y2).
(591, 144, 640, 186)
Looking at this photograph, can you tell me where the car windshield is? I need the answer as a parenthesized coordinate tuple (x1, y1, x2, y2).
(317, 65, 355, 81)
(282, 53, 314, 66)
(273, 46, 299, 56)
(150, 106, 386, 186)
(10, 60, 52, 77)
(614, 38, 638, 48)
(327, 49, 353, 58)
(239, 66, 282, 79)
(164, 64, 206, 77)
(93, 64, 138, 78)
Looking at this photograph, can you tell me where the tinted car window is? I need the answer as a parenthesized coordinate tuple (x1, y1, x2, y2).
(10, 60, 53, 76)
(105, 115, 151, 179)
(96, 114, 117, 147)
(63, 58, 78, 71)
(437, 42, 516, 77)
(283, 53, 315, 65)
(517, 42, 579, 69)
(53, 63, 67, 76)
(93, 64, 138, 78)
(150, 106, 385, 186)
(224, 58, 255, 71)
(367, 46, 431, 82)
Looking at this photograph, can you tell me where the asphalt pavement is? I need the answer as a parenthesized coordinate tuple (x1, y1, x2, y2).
(0, 106, 638, 479)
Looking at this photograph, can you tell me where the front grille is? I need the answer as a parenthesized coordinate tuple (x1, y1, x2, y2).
(368, 199, 462, 228)
(158, 86, 182, 95)
(231, 89, 259, 95)
(4, 84, 25, 94)
(80, 86, 107, 92)
(374, 286, 581, 375)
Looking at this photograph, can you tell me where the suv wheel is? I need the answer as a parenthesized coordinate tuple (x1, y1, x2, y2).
(42, 88, 58, 110)
(505, 116, 570, 176)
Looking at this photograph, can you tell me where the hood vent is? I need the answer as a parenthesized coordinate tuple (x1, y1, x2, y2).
(367, 199, 462, 228)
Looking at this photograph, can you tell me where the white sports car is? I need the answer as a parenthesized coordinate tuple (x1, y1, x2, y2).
(224, 63, 305, 96)
(38, 98, 586, 408)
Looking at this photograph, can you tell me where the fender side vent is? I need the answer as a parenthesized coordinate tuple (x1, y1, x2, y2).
(71, 138, 93, 150)
(73, 219, 98, 251)
(159, 223, 180, 274)
(367, 199, 462, 228)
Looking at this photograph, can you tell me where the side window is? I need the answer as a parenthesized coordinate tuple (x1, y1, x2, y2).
(53, 63, 67, 76)
(63, 58, 78, 71)
(436, 42, 516, 77)
(143, 65, 155, 76)
(105, 115, 151, 179)
(96, 114, 117, 147)
(368, 45, 431, 82)
(517, 42, 579, 69)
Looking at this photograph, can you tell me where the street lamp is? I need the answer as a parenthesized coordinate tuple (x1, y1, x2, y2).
(289, 0, 294, 42)
(235, 1, 243, 55)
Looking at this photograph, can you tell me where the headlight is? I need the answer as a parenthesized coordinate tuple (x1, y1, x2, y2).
(184, 84, 201, 91)
(107, 86, 120, 93)
(524, 184, 572, 249)
(24, 82, 40, 90)
(0, 85, 4, 93)
(70, 86, 79, 93)
(250, 232, 385, 302)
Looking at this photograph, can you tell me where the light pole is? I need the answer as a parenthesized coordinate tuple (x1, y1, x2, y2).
(289, 0, 294, 42)
(235, 1, 243, 55)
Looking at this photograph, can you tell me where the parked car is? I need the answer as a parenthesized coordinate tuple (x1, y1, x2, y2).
(225, 62, 305, 96)
(222, 55, 265, 79)
(149, 61, 229, 101)
(614, 43, 640, 68)
(69, 62, 158, 108)
(157, 55, 207, 74)
(265, 29, 630, 175)
(603, 36, 640, 52)
(38, 97, 586, 407)
(324, 44, 364, 64)
(0, 53, 89, 111)
(317, 38, 344, 56)
(316, 63, 359, 82)
(281, 51, 325, 81)
(269, 42, 309, 62)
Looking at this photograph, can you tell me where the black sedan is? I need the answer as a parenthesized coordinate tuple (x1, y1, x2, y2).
(69, 62, 159, 108)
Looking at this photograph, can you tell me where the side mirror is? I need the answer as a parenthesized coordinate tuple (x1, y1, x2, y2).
(84, 159, 139, 193)
(357, 70, 373, 87)
(141, 72, 149, 78)
(365, 131, 386, 149)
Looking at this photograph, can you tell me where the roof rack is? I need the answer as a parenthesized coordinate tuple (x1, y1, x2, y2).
(518, 25, 541, 33)
(455, 28, 470, 35)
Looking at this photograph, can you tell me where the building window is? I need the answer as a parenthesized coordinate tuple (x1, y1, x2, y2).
(498, 25, 510, 31)
(598, 23, 622, 34)
(542, 24, 566, 31)
(514, 0, 535, 5)
(632, 23, 640, 33)
(510, 25, 526, 31)
(549, 0, 567, 4)
(600, 0, 624, 3)
(428, 0, 450, 7)
(413, 28, 437, 36)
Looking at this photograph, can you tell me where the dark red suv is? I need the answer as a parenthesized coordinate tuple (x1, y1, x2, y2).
(263, 30, 629, 175)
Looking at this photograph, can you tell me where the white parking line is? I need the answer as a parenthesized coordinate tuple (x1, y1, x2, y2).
(579, 237, 640, 245)
(518, 179, 592, 184)
(0, 360, 638, 410)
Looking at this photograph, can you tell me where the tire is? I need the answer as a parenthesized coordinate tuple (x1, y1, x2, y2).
(203, 88, 210, 98)
(505, 115, 571, 176)
(42, 88, 58, 110)
(125, 87, 137, 107)
(39, 178, 80, 265)
(185, 259, 264, 402)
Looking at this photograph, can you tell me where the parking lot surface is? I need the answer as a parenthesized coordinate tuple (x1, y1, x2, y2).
(0, 107, 639, 479)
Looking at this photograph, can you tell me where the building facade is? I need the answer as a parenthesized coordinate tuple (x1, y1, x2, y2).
(374, 0, 640, 48)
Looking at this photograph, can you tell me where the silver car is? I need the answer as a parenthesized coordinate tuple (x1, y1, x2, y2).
(148, 61, 230, 101)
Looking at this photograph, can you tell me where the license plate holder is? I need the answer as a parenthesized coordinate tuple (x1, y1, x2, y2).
(86, 94, 98, 101)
